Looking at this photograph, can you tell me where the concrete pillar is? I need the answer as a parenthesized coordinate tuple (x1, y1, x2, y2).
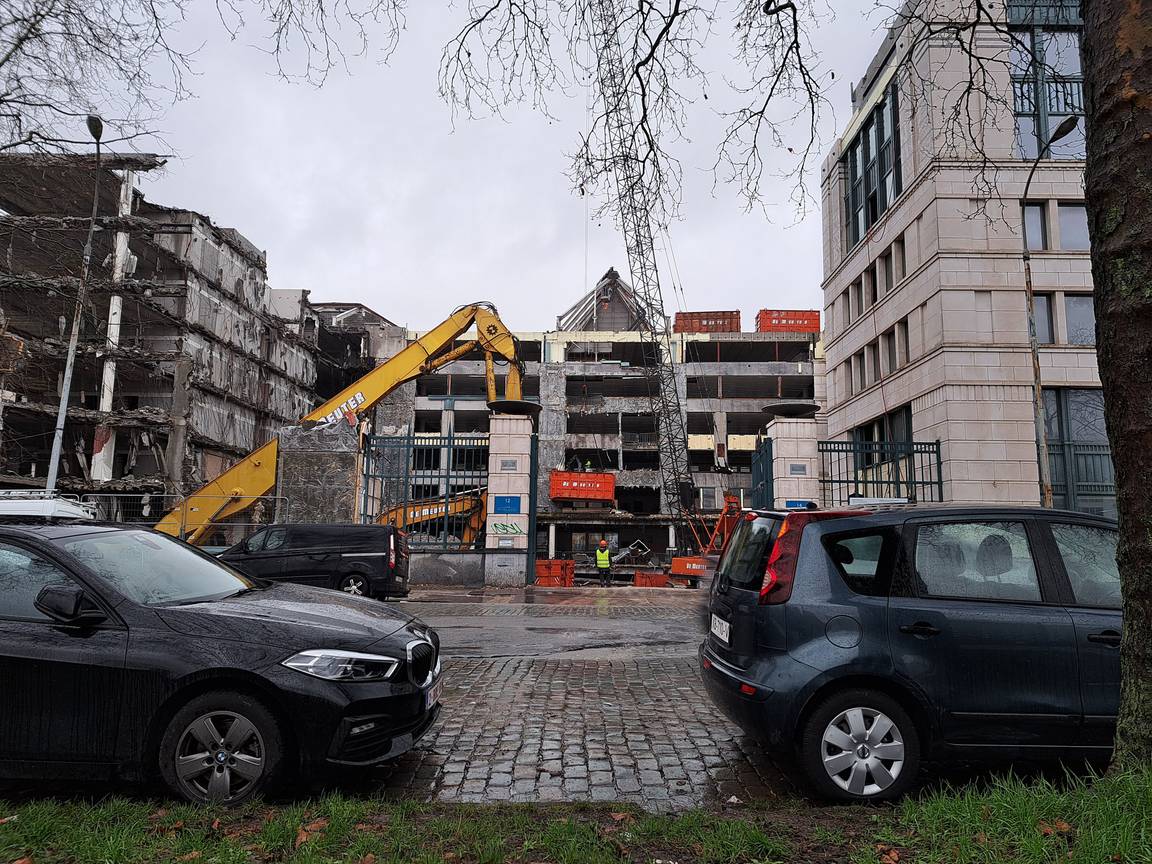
(90, 169, 135, 482)
(484, 413, 534, 587)
(764, 417, 825, 508)
(548, 523, 557, 559)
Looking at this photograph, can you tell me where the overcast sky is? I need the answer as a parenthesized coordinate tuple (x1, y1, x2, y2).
(139, 3, 882, 332)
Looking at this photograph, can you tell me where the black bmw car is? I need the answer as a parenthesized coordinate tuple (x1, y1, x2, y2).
(0, 523, 443, 804)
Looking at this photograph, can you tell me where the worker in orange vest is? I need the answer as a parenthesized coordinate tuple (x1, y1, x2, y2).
(596, 539, 612, 587)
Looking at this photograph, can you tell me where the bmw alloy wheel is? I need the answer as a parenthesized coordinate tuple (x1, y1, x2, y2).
(820, 706, 905, 796)
(174, 711, 266, 804)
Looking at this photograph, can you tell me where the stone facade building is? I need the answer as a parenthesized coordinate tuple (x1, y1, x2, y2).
(818, 0, 1112, 515)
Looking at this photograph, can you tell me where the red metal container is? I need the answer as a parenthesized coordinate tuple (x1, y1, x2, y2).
(549, 470, 616, 502)
(755, 309, 821, 333)
(535, 572, 574, 587)
(633, 570, 669, 588)
(535, 559, 575, 586)
(673, 311, 741, 334)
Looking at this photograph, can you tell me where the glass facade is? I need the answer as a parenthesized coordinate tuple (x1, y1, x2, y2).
(843, 79, 903, 249)
(1011, 27, 1085, 159)
(1043, 388, 1115, 517)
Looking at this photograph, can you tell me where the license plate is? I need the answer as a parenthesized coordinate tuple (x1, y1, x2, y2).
(425, 677, 444, 709)
(710, 613, 731, 644)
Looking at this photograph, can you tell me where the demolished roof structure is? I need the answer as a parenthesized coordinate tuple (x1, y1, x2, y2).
(555, 267, 658, 332)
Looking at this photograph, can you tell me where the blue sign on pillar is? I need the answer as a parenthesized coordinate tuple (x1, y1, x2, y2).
(492, 495, 521, 514)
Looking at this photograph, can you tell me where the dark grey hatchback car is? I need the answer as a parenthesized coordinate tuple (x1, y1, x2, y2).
(700, 507, 1121, 802)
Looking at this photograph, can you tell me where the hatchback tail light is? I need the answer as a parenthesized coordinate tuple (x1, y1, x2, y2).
(388, 534, 396, 569)
(759, 510, 870, 605)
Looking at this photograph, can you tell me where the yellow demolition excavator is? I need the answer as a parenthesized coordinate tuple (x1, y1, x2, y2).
(154, 303, 523, 544)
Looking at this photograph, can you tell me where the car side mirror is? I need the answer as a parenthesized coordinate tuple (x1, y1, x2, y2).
(34, 584, 106, 626)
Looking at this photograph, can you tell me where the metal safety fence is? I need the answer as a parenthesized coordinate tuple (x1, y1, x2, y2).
(818, 440, 943, 507)
(1048, 441, 1116, 518)
(361, 432, 492, 550)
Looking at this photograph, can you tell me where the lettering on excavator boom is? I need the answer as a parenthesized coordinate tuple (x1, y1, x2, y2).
(318, 391, 366, 425)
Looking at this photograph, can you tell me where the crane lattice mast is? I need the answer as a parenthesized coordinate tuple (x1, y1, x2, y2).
(590, 0, 694, 547)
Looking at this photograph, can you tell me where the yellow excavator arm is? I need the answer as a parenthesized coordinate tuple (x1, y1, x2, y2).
(155, 303, 521, 543)
(376, 489, 487, 550)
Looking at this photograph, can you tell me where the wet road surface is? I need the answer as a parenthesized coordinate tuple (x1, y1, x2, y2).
(374, 587, 793, 810)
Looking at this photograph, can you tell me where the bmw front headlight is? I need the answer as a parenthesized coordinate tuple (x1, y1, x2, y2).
(281, 649, 400, 682)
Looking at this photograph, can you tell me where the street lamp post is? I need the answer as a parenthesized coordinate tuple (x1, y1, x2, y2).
(1022, 114, 1080, 510)
(45, 115, 103, 496)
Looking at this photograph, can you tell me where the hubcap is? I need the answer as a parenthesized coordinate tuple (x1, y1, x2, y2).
(174, 711, 265, 803)
(342, 577, 365, 595)
(821, 706, 905, 796)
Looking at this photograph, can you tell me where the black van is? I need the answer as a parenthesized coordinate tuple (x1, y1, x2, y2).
(218, 523, 410, 599)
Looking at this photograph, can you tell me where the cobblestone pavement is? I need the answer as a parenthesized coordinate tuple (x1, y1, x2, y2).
(370, 589, 794, 811)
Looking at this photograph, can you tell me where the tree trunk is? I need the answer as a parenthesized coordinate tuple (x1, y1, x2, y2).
(1081, 0, 1152, 769)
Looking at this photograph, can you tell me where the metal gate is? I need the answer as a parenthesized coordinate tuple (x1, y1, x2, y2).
(361, 432, 490, 550)
(750, 436, 774, 509)
(818, 440, 943, 507)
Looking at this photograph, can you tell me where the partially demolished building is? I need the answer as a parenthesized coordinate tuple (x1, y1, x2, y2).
(0, 155, 381, 502)
(389, 269, 822, 559)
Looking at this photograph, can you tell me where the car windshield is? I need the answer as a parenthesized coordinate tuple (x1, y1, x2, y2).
(57, 529, 256, 606)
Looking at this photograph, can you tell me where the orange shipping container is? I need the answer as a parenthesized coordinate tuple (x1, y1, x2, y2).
(549, 470, 615, 502)
(755, 309, 821, 333)
(673, 311, 741, 334)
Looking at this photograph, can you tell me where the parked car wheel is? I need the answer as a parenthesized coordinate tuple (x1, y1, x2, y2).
(159, 691, 283, 805)
(336, 573, 369, 596)
(798, 689, 920, 802)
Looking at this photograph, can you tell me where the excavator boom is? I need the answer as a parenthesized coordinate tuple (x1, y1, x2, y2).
(155, 303, 521, 543)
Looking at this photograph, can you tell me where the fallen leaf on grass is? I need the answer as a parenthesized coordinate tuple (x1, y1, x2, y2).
(358, 854, 376, 864)
(875, 844, 900, 864)
(294, 817, 330, 849)
(608, 812, 633, 823)
(210, 819, 221, 831)
(148, 809, 168, 822)
(1039, 820, 1074, 837)
(0, 815, 17, 825)
(11, 857, 32, 864)
(177, 853, 201, 862)
(975, 832, 989, 845)
(354, 822, 374, 832)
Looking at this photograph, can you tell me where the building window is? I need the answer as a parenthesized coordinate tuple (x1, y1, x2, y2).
(1024, 203, 1048, 250)
(1064, 294, 1097, 344)
(883, 329, 898, 374)
(896, 318, 910, 364)
(851, 279, 863, 320)
(852, 403, 912, 467)
(854, 351, 866, 393)
(1034, 293, 1054, 343)
(881, 250, 894, 295)
(1058, 203, 1090, 250)
(1011, 28, 1085, 160)
(865, 265, 878, 309)
(843, 79, 903, 249)
(1043, 387, 1114, 517)
(866, 341, 880, 386)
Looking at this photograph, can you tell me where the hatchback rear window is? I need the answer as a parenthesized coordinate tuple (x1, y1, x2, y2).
(715, 516, 781, 590)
